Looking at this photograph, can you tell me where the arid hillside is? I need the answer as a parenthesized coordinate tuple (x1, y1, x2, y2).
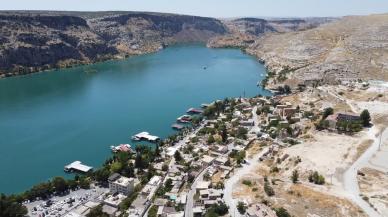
(246, 14, 388, 87)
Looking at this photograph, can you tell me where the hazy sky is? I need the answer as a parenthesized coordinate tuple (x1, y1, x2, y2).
(2, 0, 388, 18)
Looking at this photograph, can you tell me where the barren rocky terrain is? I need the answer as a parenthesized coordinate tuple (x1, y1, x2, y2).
(245, 14, 388, 87)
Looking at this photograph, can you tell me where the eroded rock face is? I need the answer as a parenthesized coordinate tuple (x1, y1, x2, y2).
(207, 17, 334, 50)
(0, 11, 227, 77)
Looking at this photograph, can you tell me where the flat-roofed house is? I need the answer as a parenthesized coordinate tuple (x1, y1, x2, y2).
(108, 173, 134, 196)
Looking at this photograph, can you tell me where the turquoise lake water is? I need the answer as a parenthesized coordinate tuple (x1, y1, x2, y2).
(0, 44, 270, 194)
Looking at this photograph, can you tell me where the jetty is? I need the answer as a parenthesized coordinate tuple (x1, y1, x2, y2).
(111, 144, 133, 153)
(172, 124, 184, 130)
(64, 161, 93, 173)
(177, 115, 192, 123)
(187, 108, 203, 114)
(201, 103, 210, 108)
(131, 132, 160, 142)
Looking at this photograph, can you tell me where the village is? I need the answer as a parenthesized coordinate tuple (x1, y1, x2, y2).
(24, 80, 383, 217)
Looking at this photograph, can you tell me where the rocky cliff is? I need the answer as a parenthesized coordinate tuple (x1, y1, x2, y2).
(207, 17, 334, 48)
(0, 11, 227, 77)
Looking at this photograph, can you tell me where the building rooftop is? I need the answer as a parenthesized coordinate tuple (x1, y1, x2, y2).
(113, 176, 134, 186)
(202, 155, 215, 164)
(196, 181, 210, 190)
(108, 173, 121, 182)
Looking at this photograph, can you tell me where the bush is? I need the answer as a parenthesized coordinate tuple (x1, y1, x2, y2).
(237, 201, 247, 214)
(308, 171, 325, 185)
(242, 180, 252, 186)
(360, 109, 371, 127)
(264, 182, 275, 196)
(274, 207, 291, 217)
(322, 107, 334, 119)
(291, 170, 299, 184)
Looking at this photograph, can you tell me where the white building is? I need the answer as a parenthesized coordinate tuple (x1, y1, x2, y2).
(108, 173, 134, 196)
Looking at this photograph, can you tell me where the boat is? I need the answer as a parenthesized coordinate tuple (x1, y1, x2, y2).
(177, 115, 192, 123)
(187, 108, 203, 114)
(111, 144, 133, 153)
(201, 103, 210, 108)
(172, 124, 184, 130)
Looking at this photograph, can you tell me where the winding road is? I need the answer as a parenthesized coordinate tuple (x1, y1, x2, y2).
(343, 127, 387, 217)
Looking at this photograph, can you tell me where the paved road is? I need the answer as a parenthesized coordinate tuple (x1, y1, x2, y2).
(223, 106, 269, 217)
(343, 127, 387, 217)
(185, 166, 209, 217)
(223, 147, 269, 217)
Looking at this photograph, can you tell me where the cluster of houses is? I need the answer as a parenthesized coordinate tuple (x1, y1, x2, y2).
(65, 96, 315, 217)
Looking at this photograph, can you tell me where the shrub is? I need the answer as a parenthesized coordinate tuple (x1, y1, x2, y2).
(274, 207, 291, 217)
(308, 171, 325, 185)
(237, 201, 247, 214)
(242, 180, 252, 186)
(291, 170, 299, 184)
(264, 182, 275, 196)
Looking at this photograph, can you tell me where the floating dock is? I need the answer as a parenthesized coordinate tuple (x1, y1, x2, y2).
(131, 132, 160, 142)
(172, 124, 184, 130)
(64, 161, 93, 173)
(111, 144, 133, 153)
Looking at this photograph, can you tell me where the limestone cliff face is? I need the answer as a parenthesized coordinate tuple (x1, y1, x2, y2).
(0, 11, 227, 77)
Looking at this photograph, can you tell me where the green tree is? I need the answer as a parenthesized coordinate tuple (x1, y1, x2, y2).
(237, 201, 247, 214)
(110, 161, 123, 173)
(207, 135, 215, 144)
(205, 202, 229, 217)
(291, 170, 299, 184)
(164, 178, 173, 192)
(221, 127, 228, 143)
(0, 194, 28, 217)
(360, 109, 371, 127)
(174, 150, 183, 162)
(322, 107, 334, 119)
(52, 177, 68, 194)
(308, 171, 325, 185)
(86, 205, 109, 217)
(284, 85, 291, 94)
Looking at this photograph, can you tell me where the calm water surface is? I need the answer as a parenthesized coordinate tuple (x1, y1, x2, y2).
(0, 44, 270, 193)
